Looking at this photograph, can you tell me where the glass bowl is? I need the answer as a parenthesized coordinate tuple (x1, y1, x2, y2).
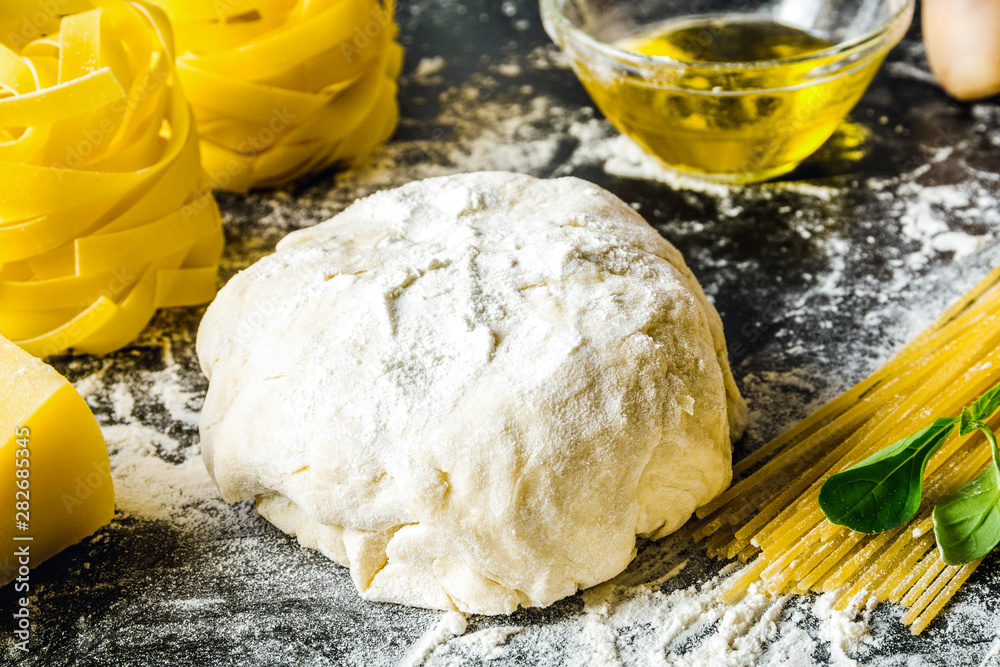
(541, 0, 915, 183)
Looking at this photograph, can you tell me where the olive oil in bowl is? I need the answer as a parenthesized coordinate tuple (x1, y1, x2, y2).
(570, 17, 890, 182)
(631, 19, 833, 63)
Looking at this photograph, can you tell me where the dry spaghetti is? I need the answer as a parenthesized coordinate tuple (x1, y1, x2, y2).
(149, 0, 403, 192)
(693, 263, 1000, 635)
(0, 0, 223, 357)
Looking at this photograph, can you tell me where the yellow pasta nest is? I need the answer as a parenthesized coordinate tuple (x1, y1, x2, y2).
(149, 0, 404, 192)
(0, 0, 224, 357)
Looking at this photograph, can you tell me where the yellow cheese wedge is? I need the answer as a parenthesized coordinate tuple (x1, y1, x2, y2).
(0, 335, 114, 585)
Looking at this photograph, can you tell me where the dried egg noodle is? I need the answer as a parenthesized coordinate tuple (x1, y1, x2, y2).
(0, 0, 223, 357)
(692, 264, 1000, 635)
(148, 0, 403, 192)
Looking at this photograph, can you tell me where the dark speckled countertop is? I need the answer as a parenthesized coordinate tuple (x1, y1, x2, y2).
(5, 1, 1000, 665)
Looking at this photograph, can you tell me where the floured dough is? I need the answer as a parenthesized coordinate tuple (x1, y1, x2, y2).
(197, 172, 747, 614)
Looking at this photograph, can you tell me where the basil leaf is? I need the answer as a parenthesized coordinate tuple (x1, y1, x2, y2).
(960, 407, 977, 437)
(933, 464, 1000, 565)
(972, 382, 1000, 422)
(819, 417, 957, 533)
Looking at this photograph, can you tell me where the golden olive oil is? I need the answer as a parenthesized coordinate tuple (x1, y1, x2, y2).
(632, 19, 833, 62)
(574, 17, 885, 182)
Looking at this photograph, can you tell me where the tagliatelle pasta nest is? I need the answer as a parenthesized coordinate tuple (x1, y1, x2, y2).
(148, 0, 403, 193)
(0, 0, 224, 358)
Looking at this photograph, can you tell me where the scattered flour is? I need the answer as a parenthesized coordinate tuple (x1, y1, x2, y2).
(450, 627, 521, 659)
(494, 62, 521, 77)
(419, 624, 522, 666)
(101, 423, 223, 527)
(524, 535, 877, 667)
(412, 56, 446, 81)
(885, 61, 939, 85)
(979, 637, 1000, 667)
(109, 383, 134, 422)
(73, 364, 109, 400)
(814, 592, 876, 667)
(402, 612, 469, 667)
(146, 363, 202, 426)
(897, 182, 993, 268)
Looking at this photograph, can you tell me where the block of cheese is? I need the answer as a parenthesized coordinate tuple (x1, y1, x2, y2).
(0, 335, 114, 584)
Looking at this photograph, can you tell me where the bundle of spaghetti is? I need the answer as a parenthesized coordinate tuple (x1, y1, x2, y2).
(0, 0, 224, 357)
(692, 263, 1000, 634)
(148, 0, 403, 193)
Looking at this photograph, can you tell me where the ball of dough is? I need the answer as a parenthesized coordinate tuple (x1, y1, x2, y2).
(197, 172, 747, 614)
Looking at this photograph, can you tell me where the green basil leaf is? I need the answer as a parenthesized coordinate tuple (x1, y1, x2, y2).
(818, 417, 957, 533)
(933, 464, 1000, 565)
(972, 382, 1000, 422)
(960, 407, 977, 437)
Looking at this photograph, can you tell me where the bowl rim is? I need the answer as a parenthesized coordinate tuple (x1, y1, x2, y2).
(539, 0, 916, 71)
